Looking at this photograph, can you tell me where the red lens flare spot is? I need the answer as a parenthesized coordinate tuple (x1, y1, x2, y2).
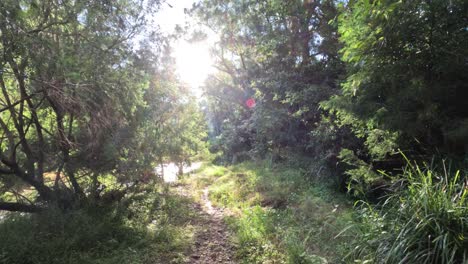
(246, 98, 256, 108)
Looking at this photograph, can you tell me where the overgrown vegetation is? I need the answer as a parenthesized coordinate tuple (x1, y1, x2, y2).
(1, 0, 466, 263)
(195, 0, 467, 194)
(184, 159, 467, 263)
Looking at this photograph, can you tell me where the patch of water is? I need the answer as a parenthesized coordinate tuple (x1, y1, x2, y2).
(155, 162, 202, 183)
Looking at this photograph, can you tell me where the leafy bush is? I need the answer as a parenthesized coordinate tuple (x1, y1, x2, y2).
(348, 161, 468, 263)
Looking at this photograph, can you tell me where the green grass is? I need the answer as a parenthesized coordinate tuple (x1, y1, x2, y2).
(196, 159, 468, 264)
(0, 183, 198, 264)
(183, 161, 356, 263)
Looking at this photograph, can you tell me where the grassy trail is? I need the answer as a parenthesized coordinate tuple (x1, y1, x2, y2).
(180, 162, 356, 264)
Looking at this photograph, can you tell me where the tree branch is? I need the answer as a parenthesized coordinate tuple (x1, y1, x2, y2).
(0, 201, 42, 213)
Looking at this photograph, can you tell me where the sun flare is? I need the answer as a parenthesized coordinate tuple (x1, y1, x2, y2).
(174, 40, 214, 96)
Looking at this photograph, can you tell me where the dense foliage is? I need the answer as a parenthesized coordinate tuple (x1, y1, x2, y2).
(195, 0, 345, 163)
(195, 0, 467, 190)
(0, 183, 197, 263)
(323, 0, 468, 192)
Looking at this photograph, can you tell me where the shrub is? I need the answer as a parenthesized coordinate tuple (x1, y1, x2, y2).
(0, 185, 195, 264)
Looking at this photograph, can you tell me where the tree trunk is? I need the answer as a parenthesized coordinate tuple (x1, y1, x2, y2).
(178, 162, 184, 176)
(159, 155, 164, 178)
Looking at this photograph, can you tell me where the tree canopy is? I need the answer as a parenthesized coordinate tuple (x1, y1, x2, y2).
(0, 0, 207, 211)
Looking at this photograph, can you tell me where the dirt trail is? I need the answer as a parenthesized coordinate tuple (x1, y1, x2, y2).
(187, 187, 235, 264)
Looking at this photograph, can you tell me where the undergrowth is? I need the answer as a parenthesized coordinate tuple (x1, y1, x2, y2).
(185, 159, 468, 263)
(0, 184, 197, 264)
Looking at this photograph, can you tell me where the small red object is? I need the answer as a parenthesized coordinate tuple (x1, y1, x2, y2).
(246, 98, 256, 108)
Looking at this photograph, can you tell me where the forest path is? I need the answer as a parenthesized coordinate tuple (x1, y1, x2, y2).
(173, 183, 236, 263)
(188, 187, 235, 263)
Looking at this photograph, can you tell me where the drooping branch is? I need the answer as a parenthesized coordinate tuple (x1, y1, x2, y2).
(0, 93, 39, 114)
(0, 154, 54, 201)
(0, 201, 42, 213)
(45, 84, 83, 197)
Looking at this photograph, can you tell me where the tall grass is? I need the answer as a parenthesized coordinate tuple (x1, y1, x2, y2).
(348, 160, 468, 263)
